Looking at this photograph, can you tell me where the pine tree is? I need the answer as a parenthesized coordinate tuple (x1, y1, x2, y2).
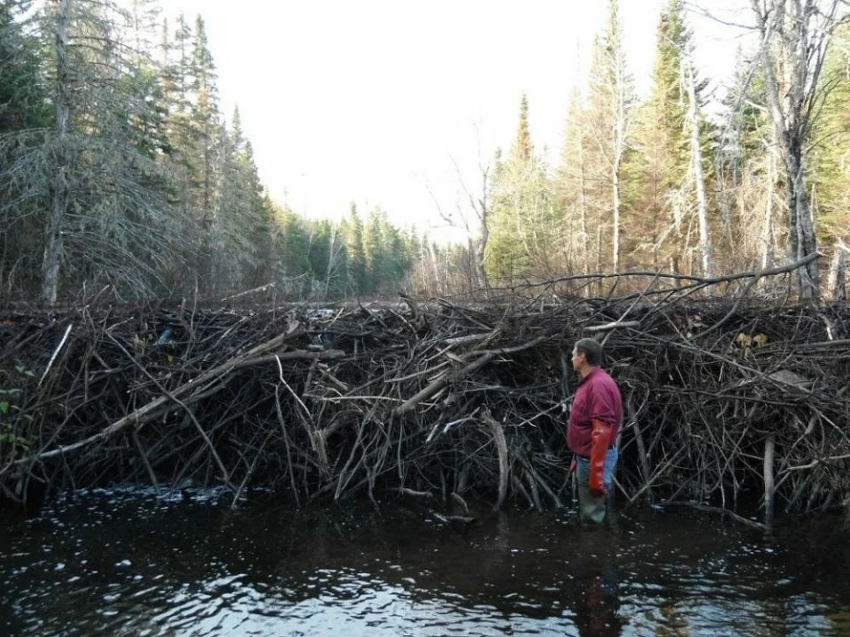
(553, 86, 593, 275)
(209, 107, 273, 294)
(341, 204, 367, 296)
(626, 0, 710, 273)
(1, 1, 285, 302)
(487, 96, 556, 284)
(363, 209, 385, 294)
(187, 15, 221, 289)
(809, 21, 850, 246)
(0, 0, 49, 132)
(0, 0, 186, 302)
(0, 0, 52, 296)
(273, 204, 311, 297)
(306, 218, 332, 295)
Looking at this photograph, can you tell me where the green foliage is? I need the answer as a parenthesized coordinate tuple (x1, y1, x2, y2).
(0, 1, 53, 297)
(0, 0, 429, 303)
(623, 0, 712, 269)
(809, 21, 850, 244)
(560, 0, 636, 273)
(0, 362, 35, 448)
(0, 0, 50, 131)
(487, 96, 557, 283)
(341, 204, 367, 295)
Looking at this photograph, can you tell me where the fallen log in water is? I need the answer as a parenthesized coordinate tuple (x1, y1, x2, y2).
(0, 257, 848, 527)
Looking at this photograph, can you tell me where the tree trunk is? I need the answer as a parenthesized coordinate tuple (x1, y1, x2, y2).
(43, 0, 71, 305)
(685, 54, 712, 278)
(578, 126, 589, 276)
(427, 239, 442, 295)
(764, 434, 775, 531)
(473, 234, 489, 293)
(749, 0, 841, 299)
(324, 223, 339, 298)
(761, 149, 776, 270)
(612, 167, 621, 273)
(827, 241, 848, 300)
(787, 151, 819, 297)
(474, 169, 490, 293)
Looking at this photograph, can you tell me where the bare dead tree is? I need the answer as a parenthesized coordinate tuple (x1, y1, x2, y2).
(452, 156, 491, 294)
(827, 239, 849, 299)
(749, 0, 846, 298)
(586, 0, 634, 273)
(684, 48, 714, 277)
(43, 0, 72, 305)
(426, 133, 493, 296)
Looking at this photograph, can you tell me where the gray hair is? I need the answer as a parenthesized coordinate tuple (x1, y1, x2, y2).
(574, 337, 604, 366)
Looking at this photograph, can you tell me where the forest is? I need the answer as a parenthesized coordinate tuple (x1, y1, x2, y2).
(0, 0, 418, 304)
(2, 0, 848, 305)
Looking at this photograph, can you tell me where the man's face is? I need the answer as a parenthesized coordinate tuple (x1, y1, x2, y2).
(572, 347, 585, 372)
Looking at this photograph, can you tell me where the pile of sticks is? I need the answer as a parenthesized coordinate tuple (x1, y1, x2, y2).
(1, 257, 848, 527)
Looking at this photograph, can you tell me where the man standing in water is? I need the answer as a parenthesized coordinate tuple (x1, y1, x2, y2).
(567, 338, 622, 523)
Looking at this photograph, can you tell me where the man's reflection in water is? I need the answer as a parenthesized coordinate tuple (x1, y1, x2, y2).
(570, 508, 623, 636)
(573, 562, 622, 636)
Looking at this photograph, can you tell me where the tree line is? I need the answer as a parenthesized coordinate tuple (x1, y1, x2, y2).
(0, 0, 419, 304)
(2, 0, 848, 304)
(470, 0, 849, 300)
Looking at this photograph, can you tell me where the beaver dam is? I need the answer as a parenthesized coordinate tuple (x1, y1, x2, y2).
(1, 262, 849, 529)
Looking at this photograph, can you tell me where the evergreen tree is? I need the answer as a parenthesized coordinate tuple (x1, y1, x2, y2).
(209, 108, 273, 294)
(0, 0, 52, 297)
(273, 203, 312, 296)
(487, 96, 556, 284)
(0, 1, 293, 302)
(626, 0, 709, 273)
(553, 86, 593, 275)
(0, 0, 49, 132)
(341, 203, 367, 295)
(187, 15, 221, 289)
(809, 21, 850, 246)
(306, 218, 332, 292)
(716, 51, 782, 271)
(363, 208, 386, 293)
(0, 0, 186, 302)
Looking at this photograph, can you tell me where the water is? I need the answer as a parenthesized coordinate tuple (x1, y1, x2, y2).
(2, 488, 850, 636)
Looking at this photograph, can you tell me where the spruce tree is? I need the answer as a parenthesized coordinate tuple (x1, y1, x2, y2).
(626, 0, 710, 273)
(341, 204, 367, 296)
(553, 86, 593, 275)
(0, 0, 49, 132)
(0, 0, 52, 296)
(487, 96, 556, 283)
(1, 0, 185, 302)
(809, 21, 850, 246)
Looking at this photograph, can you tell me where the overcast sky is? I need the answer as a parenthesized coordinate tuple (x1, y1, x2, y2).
(163, 0, 750, 242)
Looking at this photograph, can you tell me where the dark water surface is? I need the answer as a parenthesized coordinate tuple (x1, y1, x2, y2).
(2, 488, 850, 636)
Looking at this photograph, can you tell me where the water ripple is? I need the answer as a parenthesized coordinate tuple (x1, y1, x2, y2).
(1, 493, 850, 636)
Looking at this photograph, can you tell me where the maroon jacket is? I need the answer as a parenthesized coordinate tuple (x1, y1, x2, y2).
(567, 367, 623, 457)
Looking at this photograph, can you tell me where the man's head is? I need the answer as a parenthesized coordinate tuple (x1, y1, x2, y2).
(572, 337, 603, 375)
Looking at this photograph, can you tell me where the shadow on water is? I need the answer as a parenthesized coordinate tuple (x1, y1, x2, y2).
(2, 488, 850, 636)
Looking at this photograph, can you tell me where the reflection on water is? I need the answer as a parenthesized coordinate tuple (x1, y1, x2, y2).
(1, 488, 849, 636)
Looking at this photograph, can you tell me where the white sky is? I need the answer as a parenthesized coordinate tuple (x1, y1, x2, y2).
(163, 0, 751, 242)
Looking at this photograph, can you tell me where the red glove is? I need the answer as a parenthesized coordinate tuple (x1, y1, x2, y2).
(589, 418, 612, 497)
